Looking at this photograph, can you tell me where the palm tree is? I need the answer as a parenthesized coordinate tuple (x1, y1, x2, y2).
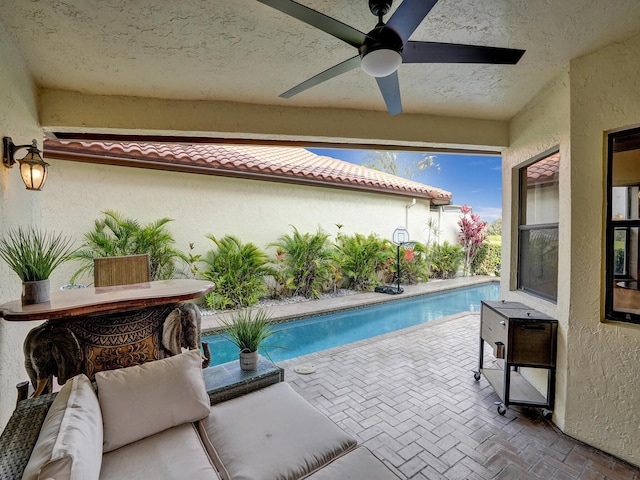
(69, 210, 184, 283)
(362, 151, 440, 179)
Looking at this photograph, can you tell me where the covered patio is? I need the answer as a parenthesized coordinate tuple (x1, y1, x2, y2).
(274, 295, 640, 480)
(2, 0, 640, 474)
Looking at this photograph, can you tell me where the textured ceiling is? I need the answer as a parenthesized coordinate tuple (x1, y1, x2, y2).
(2, 0, 640, 120)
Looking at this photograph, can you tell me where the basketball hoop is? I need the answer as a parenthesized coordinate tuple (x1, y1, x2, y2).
(403, 242, 417, 261)
(392, 226, 410, 246)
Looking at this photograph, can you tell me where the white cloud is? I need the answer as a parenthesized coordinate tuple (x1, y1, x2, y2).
(473, 207, 502, 222)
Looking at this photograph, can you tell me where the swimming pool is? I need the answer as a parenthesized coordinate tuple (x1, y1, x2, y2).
(202, 282, 499, 366)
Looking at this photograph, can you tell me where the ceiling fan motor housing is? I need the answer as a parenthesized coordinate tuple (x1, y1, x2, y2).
(359, 24, 404, 77)
(369, 0, 393, 17)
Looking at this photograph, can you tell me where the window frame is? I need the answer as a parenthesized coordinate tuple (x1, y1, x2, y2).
(605, 127, 640, 324)
(516, 148, 560, 302)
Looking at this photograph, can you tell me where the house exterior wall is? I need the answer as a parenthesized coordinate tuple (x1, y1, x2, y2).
(563, 31, 640, 466)
(40, 158, 445, 287)
(526, 184, 559, 225)
(503, 32, 640, 467)
(0, 23, 45, 430)
(502, 70, 572, 426)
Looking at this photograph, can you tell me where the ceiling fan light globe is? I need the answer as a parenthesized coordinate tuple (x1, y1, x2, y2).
(360, 49, 402, 77)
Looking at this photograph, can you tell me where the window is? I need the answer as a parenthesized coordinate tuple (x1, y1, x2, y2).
(517, 150, 560, 301)
(606, 127, 640, 324)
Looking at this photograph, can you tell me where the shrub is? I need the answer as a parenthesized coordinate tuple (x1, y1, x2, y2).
(201, 235, 274, 310)
(458, 205, 487, 276)
(399, 242, 430, 285)
(333, 233, 391, 291)
(270, 226, 333, 299)
(69, 210, 184, 283)
(471, 241, 502, 276)
(429, 241, 464, 279)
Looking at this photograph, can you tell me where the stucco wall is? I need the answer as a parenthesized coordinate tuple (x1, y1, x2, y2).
(40, 158, 449, 288)
(502, 70, 571, 426)
(562, 32, 640, 466)
(40, 89, 510, 152)
(503, 32, 640, 467)
(0, 23, 44, 431)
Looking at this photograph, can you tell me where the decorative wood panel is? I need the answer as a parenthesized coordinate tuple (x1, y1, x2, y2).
(63, 304, 177, 378)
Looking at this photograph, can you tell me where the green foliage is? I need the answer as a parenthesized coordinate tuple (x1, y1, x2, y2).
(270, 226, 333, 299)
(424, 217, 441, 247)
(398, 243, 430, 285)
(362, 151, 440, 179)
(614, 247, 625, 275)
(179, 242, 202, 279)
(69, 210, 184, 283)
(0, 227, 75, 281)
(220, 308, 274, 353)
(471, 242, 502, 276)
(333, 233, 392, 291)
(201, 235, 274, 310)
(486, 218, 502, 237)
(428, 241, 464, 279)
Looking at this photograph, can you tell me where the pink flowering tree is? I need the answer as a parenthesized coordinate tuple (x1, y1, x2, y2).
(458, 205, 487, 276)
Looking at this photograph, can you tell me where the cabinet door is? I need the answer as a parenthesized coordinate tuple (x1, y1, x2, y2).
(508, 320, 557, 366)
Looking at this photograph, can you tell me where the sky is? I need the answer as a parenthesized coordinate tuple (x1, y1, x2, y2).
(307, 148, 503, 223)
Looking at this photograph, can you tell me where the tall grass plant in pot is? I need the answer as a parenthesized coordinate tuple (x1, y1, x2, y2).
(0, 227, 75, 305)
(220, 308, 275, 371)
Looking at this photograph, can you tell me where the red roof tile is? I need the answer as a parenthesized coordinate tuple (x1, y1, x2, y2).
(44, 141, 452, 203)
(527, 152, 559, 185)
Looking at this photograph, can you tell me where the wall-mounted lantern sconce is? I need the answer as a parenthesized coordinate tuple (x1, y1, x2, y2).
(2, 137, 49, 191)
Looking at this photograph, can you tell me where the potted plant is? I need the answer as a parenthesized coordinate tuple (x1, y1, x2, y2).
(0, 227, 75, 305)
(220, 308, 275, 371)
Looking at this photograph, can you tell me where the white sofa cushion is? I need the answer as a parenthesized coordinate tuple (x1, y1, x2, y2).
(95, 349, 210, 452)
(198, 382, 357, 480)
(304, 447, 400, 479)
(100, 423, 220, 480)
(22, 374, 103, 480)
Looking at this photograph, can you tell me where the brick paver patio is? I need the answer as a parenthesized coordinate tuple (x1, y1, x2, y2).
(277, 312, 639, 480)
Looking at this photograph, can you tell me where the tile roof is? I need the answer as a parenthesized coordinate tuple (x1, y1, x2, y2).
(527, 151, 559, 185)
(43, 141, 452, 203)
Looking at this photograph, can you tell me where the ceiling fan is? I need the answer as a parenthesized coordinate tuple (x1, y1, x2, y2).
(256, 0, 525, 115)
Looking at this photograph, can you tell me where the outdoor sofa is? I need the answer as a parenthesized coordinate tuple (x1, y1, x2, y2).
(18, 349, 400, 479)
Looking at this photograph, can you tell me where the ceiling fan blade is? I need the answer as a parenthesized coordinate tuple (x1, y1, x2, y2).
(376, 72, 402, 116)
(280, 55, 361, 98)
(386, 0, 439, 45)
(256, 0, 366, 48)
(403, 41, 525, 64)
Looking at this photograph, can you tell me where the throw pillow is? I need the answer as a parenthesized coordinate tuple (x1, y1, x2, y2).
(95, 349, 210, 452)
(22, 374, 103, 480)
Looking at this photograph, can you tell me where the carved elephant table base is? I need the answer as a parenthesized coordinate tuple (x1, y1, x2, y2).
(23, 302, 208, 398)
(0, 279, 215, 401)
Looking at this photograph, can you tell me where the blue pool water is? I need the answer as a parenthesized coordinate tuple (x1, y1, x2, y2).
(202, 283, 499, 366)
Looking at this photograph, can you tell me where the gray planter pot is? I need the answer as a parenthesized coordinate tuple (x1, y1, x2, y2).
(239, 350, 258, 371)
(22, 279, 50, 305)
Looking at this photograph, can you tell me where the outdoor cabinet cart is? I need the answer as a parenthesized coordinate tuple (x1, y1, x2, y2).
(475, 300, 558, 415)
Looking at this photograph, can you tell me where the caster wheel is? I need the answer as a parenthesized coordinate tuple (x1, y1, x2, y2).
(497, 405, 506, 416)
(473, 372, 481, 381)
